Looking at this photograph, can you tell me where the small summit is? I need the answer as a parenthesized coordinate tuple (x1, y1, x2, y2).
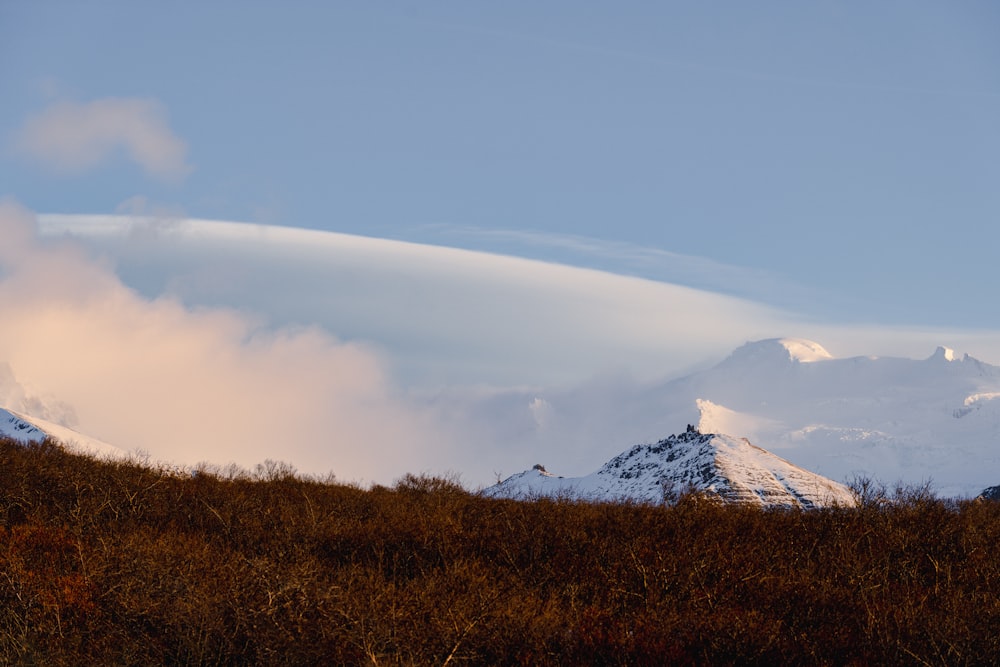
(485, 428, 854, 509)
(721, 338, 833, 368)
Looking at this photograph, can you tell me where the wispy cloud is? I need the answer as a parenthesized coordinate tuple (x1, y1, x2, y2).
(13, 98, 192, 182)
(410, 224, 811, 307)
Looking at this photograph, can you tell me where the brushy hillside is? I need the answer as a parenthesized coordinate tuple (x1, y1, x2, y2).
(1, 437, 999, 665)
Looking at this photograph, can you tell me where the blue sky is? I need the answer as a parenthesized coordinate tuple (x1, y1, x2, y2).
(4, 2, 999, 324)
(1, 3, 999, 482)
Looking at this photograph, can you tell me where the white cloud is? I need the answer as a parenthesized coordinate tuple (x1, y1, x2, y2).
(14, 98, 192, 181)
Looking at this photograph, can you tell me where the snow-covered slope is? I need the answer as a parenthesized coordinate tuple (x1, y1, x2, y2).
(0, 407, 126, 459)
(486, 428, 855, 509)
(0, 407, 47, 442)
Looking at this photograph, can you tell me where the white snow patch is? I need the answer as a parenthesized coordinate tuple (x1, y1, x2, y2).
(930, 346, 957, 362)
(778, 338, 834, 363)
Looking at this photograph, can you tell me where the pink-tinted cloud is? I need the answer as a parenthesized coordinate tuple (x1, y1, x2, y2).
(14, 98, 192, 181)
(0, 201, 439, 482)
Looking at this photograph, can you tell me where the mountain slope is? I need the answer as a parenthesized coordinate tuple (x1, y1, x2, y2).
(0, 407, 125, 458)
(486, 428, 855, 508)
(0, 407, 46, 442)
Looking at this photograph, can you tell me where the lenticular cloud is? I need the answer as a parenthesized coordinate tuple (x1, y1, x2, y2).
(38, 214, 791, 387)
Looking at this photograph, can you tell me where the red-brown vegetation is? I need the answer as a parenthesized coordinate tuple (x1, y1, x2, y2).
(1, 437, 998, 665)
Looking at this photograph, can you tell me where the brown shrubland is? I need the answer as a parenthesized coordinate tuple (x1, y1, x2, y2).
(0, 436, 998, 665)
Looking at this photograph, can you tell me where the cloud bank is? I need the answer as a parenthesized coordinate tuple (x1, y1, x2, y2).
(0, 202, 437, 482)
(13, 98, 192, 181)
(11, 211, 1000, 487)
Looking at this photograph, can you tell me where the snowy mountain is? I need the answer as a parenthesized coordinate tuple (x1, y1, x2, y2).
(485, 337, 1000, 500)
(573, 337, 1000, 499)
(0, 407, 125, 459)
(486, 428, 856, 509)
(669, 338, 1000, 498)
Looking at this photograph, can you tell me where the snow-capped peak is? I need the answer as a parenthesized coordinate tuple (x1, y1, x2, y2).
(485, 428, 855, 509)
(721, 338, 833, 367)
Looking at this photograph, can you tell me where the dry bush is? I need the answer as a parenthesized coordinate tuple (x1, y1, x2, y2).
(0, 436, 999, 664)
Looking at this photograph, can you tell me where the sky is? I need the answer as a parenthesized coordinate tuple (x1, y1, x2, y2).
(1, 2, 999, 485)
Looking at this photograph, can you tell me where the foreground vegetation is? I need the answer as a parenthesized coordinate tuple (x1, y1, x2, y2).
(1, 438, 999, 665)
